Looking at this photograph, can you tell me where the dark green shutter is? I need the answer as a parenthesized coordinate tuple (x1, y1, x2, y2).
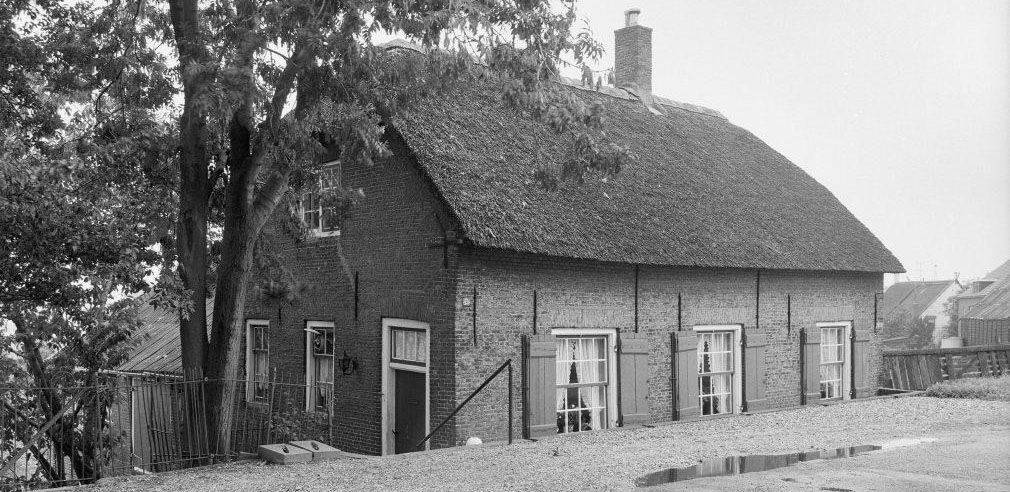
(851, 329, 872, 399)
(618, 333, 650, 426)
(526, 334, 557, 438)
(674, 331, 699, 419)
(803, 327, 822, 403)
(744, 333, 768, 412)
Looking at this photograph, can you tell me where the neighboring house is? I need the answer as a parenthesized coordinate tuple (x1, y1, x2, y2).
(953, 259, 1010, 321)
(238, 10, 902, 456)
(958, 260, 1010, 346)
(881, 279, 962, 347)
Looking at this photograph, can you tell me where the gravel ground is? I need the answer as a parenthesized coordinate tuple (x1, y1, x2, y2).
(89, 396, 1010, 491)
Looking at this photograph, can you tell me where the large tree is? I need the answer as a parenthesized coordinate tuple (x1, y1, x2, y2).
(161, 0, 624, 454)
(1, 0, 174, 482)
(0, 96, 171, 487)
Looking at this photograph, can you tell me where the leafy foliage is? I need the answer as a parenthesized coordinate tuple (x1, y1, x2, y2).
(1, 0, 176, 483)
(883, 308, 936, 350)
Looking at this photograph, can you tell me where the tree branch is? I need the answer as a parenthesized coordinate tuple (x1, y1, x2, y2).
(249, 167, 291, 233)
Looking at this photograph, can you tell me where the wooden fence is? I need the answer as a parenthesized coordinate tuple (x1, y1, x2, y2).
(882, 344, 1010, 391)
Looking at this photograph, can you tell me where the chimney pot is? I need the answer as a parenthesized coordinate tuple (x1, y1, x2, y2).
(614, 8, 652, 93)
(624, 8, 641, 27)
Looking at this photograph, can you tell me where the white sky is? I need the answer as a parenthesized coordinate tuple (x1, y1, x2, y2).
(568, 0, 1010, 284)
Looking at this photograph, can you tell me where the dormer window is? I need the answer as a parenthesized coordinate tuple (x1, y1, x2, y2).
(299, 161, 341, 237)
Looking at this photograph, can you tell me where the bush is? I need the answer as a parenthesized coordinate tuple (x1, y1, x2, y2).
(924, 375, 1010, 401)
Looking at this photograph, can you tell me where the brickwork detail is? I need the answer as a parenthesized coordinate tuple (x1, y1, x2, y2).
(614, 24, 653, 92)
(450, 251, 883, 443)
(244, 131, 461, 455)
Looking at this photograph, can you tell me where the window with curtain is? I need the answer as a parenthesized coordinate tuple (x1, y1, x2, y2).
(697, 331, 734, 416)
(391, 328, 427, 366)
(309, 327, 334, 410)
(555, 336, 608, 434)
(247, 322, 269, 402)
(820, 326, 845, 399)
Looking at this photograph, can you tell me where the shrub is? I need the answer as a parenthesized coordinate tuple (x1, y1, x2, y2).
(924, 375, 1010, 401)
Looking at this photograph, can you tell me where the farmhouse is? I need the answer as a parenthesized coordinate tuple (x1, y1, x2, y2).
(239, 11, 903, 456)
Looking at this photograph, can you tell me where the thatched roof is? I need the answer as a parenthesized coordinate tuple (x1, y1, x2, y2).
(391, 73, 904, 273)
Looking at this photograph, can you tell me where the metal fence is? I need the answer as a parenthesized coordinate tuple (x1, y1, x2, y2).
(0, 370, 335, 490)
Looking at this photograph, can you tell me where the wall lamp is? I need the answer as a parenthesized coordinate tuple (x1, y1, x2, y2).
(339, 351, 358, 375)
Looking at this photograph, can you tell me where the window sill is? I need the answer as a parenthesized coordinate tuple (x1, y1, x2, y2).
(532, 424, 618, 442)
(309, 230, 341, 239)
(816, 396, 854, 406)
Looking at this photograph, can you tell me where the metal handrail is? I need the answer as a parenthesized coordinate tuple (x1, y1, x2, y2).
(415, 359, 513, 449)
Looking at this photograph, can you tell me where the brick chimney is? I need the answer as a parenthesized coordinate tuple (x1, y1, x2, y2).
(614, 8, 652, 93)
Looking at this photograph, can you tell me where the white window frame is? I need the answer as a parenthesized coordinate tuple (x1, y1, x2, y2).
(304, 320, 336, 412)
(550, 327, 619, 432)
(298, 160, 342, 238)
(816, 321, 852, 400)
(381, 318, 431, 455)
(693, 324, 744, 415)
(245, 319, 270, 403)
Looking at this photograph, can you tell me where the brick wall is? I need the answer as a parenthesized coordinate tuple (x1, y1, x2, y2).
(244, 129, 461, 454)
(450, 249, 884, 443)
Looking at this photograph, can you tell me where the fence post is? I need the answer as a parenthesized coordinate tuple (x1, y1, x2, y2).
(265, 368, 277, 443)
(327, 380, 334, 445)
(93, 388, 102, 481)
(508, 360, 513, 445)
(799, 329, 806, 405)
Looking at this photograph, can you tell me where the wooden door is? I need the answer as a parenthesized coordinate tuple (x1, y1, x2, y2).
(394, 370, 426, 454)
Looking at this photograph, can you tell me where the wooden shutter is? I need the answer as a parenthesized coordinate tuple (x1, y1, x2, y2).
(526, 334, 557, 439)
(674, 331, 699, 419)
(802, 327, 821, 404)
(618, 333, 650, 426)
(851, 329, 872, 399)
(744, 333, 768, 412)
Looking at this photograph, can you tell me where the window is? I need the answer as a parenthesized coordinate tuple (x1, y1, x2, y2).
(299, 162, 341, 236)
(245, 320, 269, 402)
(305, 321, 335, 411)
(555, 336, 608, 433)
(697, 331, 734, 416)
(390, 328, 427, 366)
(820, 325, 845, 399)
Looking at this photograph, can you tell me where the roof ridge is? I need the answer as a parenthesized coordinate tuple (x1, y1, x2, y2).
(377, 39, 726, 120)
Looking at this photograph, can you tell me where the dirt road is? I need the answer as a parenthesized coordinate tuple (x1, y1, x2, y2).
(91, 396, 1010, 491)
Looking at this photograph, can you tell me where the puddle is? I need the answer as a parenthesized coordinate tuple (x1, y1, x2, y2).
(635, 445, 882, 487)
(879, 437, 938, 449)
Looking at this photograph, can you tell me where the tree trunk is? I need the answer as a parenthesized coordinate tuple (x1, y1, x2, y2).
(177, 193, 208, 375)
(170, 0, 211, 376)
(205, 220, 255, 456)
